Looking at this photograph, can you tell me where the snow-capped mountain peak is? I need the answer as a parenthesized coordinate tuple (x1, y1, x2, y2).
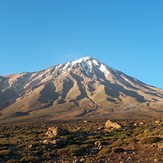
(58, 56, 110, 77)
(71, 56, 93, 64)
(0, 56, 163, 120)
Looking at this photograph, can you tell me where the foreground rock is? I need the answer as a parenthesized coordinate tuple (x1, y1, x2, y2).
(42, 138, 67, 146)
(45, 127, 69, 138)
(43, 127, 69, 147)
(157, 142, 163, 151)
(105, 120, 122, 129)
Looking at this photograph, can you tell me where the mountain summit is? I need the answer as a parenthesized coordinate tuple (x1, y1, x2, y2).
(0, 56, 163, 121)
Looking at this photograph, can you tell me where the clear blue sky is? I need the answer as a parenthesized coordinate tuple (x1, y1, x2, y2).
(0, 0, 163, 88)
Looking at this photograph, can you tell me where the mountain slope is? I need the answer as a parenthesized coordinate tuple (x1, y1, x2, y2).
(0, 56, 163, 121)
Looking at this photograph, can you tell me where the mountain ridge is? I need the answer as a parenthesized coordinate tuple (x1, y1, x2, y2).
(0, 56, 163, 121)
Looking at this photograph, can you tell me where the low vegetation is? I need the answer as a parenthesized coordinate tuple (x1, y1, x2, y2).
(0, 119, 162, 162)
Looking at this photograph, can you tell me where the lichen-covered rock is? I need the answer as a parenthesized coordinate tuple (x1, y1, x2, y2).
(105, 120, 121, 129)
(45, 127, 69, 138)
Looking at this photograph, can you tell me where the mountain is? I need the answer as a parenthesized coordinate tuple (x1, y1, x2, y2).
(0, 56, 163, 121)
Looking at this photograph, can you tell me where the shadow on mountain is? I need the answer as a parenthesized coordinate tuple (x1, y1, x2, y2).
(93, 67, 106, 79)
(144, 91, 163, 98)
(105, 81, 146, 102)
(57, 78, 74, 104)
(12, 111, 29, 117)
(38, 82, 59, 105)
(0, 89, 16, 110)
(88, 81, 96, 92)
(70, 73, 88, 100)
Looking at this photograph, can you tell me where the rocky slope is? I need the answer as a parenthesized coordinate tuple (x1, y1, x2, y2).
(0, 56, 163, 120)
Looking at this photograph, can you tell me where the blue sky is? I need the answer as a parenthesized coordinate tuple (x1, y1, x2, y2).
(0, 0, 163, 88)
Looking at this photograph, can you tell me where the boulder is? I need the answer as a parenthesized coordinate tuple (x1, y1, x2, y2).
(45, 127, 69, 138)
(95, 141, 103, 150)
(105, 120, 121, 129)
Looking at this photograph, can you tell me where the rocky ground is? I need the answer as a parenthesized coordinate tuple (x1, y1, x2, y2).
(0, 119, 162, 163)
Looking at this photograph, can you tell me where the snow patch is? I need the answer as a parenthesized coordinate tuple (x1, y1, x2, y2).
(51, 64, 62, 74)
(56, 64, 61, 68)
(71, 56, 91, 66)
(92, 59, 99, 66)
(99, 64, 110, 76)
(81, 61, 94, 77)
(81, 63, 90, 76)
(62, 62, 70, 71)
(124, 78, 129, 82)
(99, 64, 107, 72)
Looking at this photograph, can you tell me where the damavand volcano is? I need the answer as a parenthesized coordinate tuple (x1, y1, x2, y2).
(0, 56, 163, 121)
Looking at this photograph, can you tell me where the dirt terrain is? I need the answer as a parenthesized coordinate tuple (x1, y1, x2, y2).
(0, 119, 162, 163)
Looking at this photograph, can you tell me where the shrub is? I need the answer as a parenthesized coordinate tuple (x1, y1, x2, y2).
(57, 148, 69, 156)
(57, 145, 85, 157)
(20, 156, 39, 162)
(67, 145, 85, 156)
(0, 140, 10, 147)
(98, 147, 112, 158)
(112, 147, 125, 153)
(0, 149, 12, 157)
(81, 144, 93, 149)
(6, 160, 19, 163)
(140, 137, 160, 144)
